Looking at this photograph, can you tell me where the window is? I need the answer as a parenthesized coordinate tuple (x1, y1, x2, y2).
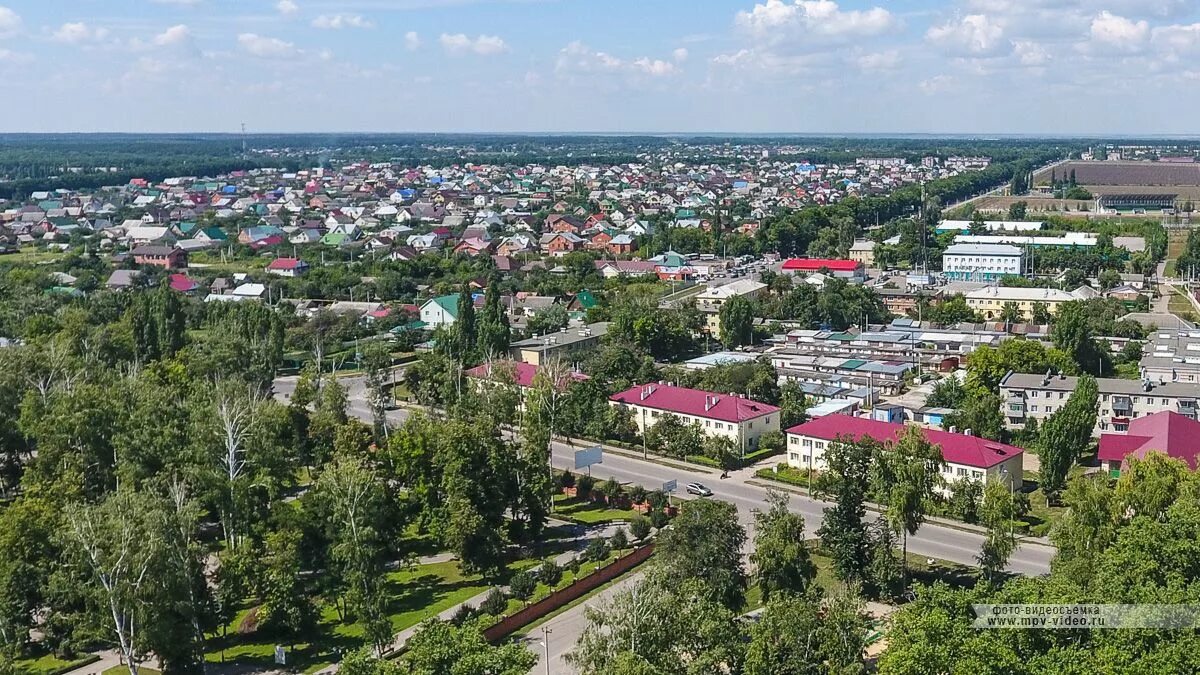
(1030, 405, 1038, 412)
(957, 467, 967, 477)
(789, 436, 798, 445)
(651, 411, 659, 418)
(1029, 391, 1038, 398)
(706, 420, 711, 427)
(789, 452, 799, 461)
(802, 455, 810, 463)
(972, 470, 984, 480)
(803, 439, 813, 447)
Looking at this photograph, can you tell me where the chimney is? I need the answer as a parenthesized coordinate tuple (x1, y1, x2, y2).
(964, 428, 973, 437)
(949, 425, 957, 434)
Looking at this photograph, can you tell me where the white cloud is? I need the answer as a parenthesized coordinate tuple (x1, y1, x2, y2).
(919, 74, 956, 93)
(53, 22, 109, 44)
(555, 41, 681, 79)
(1153, 22, 1200, 53)
(0, 48, 31, 64)
(855, 50, 900, 72)
(736, 0, 896, 41)
(926, 14, 1007, 55)
(276, 0, 299, 15)
(1090, 11, 1150, 49)
(439, 33, 508, 56)
(237, 33, 299, 58)
(312, 14, 374, 30)
(1013, 39, 1049, 66)
(672, 47, 689, 63)
(0, 6, 21, 38)
(153, 24, 192, 47)
(632, 58, 677, 76)
(404, 31, 421, 51)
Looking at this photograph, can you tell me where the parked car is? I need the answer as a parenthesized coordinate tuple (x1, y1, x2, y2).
(686, 482, 713, 497)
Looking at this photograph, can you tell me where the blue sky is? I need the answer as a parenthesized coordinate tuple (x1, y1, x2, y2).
(0, 0, 1198, 134)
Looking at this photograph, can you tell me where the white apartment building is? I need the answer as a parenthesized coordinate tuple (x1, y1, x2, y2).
(999, 370, 1200, 436)
(942, 243, 1023, 282)
(609, 382, 780, 451)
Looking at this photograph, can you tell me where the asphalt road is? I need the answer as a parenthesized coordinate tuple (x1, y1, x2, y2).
(275, 372, 1054, 577)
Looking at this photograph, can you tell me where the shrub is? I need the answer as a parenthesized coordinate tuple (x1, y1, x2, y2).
(479, 588, 507, 616)
(628, 485, 648, 504)
(646, 490, 667, 510)
(537, 559, 562, 587)
(557, 470, 576, 489)
(450, 602, 475, 626)
(576, 474, 596, 498)
(649, 509, 670, 529)
(601, 478, 623, 503)
(610, 527, 629, 550)
(628, 514, 651, 541)
(509, 570, 536, 602)
(565, 557, 581, 578)
(584, 537, 610, 563)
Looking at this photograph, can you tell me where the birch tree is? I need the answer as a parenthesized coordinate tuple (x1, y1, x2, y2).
(64, 490, 161, 675)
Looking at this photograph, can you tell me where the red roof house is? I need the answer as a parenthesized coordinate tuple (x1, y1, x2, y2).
(168, 273, 199, 294)
(785, 414, 1023, 470)
(609, 383, 780, 424)
(266, 257, 310, 277)
(1098, 411, 1200, 474)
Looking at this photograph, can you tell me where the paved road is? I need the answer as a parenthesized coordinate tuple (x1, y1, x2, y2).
(521, 572, 643, 675)
(275, 373, 1054, 576)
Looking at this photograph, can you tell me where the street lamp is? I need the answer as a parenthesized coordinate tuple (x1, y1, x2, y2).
(540, 627, 553, 675)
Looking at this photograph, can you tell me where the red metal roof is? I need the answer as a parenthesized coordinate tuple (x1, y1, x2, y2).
(266, 257, 305, 270)
(782, 258, 862, 272)
(785, 414, 1023, 469)
(609, 383, 780, 424)
(1098, 411, 1200, 470)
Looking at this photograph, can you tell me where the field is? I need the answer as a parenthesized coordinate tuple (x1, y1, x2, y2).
(1034, 161, 1200, 187)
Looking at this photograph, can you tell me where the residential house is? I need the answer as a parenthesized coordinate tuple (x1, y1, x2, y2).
(1098, 411, 1200, 477)
(266, 257, 310, 277)
(610, 382, 781, 451)
(131, 245, 187, 269)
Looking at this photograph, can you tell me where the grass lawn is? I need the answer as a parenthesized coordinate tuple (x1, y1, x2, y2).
(0, 248, 66, 266)
(1168, 292, 1198, 323)
(13, 649, 98, 675)
(205, 560, 503, 673)
(552, 494, 637, 524)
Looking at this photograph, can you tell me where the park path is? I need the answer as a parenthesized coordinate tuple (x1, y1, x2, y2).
(55, 650, 132, 675)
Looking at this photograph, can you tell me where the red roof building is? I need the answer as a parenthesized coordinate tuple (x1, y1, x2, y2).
(781, 258, 865, 281)
(785, 414, 1023, 487)
(1098, 411, 1200, 475)
(609, 382, 782, 450)
(266, 257, 310, 277)
(168, 273, 199, 294)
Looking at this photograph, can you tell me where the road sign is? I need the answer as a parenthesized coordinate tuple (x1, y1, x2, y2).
(574, 446, 603, 471)
(274, 646, 286, 665)
(662, 479, 677, 494)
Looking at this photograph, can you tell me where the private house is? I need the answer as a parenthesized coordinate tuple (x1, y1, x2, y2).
(595, 260, 657, 279)
(785, 415, 1024, 491)
(609, 382, 781, 451)
(130, 245, 187, 269)
(419, 294, 465, 328)
(266, 257, 310, 277)
(1098, 411, 1200, 477)
(540, 232, 584, 257)
(607, 234, 636, 255)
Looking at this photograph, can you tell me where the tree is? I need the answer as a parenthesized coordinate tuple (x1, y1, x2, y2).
(1030, 301, 1052, 325)
(1007, 201, 1028, 221)
(475, 277, 510, 359)
(568, 575, 744, 674)
(977, 477, 1019, 587)
(1052, 301, 1110, 375)
(656, 499, 747, 612)
(526, 304, 570, 338)
(1036, 375, 1098, 500)
(317, 452, 393, 654)
(744, 588, 867, 675)
(719, 295, 755, 347)
(873, 425, 944, 587)
(446, 285, 477, 362)
(1050, 473, 1117, 581)
(816, 437, 876, 585)
(778, 380, 810, 429)
(360, 341, 393, 441)
(258, 528, 317, 644)
(750, 491, 815, 603)
(948, 479, 984, 524)
(508, 570, 535, 602)
(999, 302, 1023, 325)
(402, 619, 537, 675)
(63, 490, 164, 675)
(1098, 268, 1122, 291)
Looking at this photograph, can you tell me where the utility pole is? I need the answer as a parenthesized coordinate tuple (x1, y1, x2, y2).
(541, 627, 553, 675)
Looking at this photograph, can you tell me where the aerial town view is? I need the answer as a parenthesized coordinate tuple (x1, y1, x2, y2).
(4, 1, 1200, 674)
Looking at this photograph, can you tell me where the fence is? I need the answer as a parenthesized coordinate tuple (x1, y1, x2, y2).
(481, 542, 656, 643)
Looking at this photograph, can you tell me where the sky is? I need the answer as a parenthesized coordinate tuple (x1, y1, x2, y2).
(0, 0, 1199, 135)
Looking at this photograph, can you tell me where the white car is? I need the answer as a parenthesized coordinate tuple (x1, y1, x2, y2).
(686, 482, 713, 497)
